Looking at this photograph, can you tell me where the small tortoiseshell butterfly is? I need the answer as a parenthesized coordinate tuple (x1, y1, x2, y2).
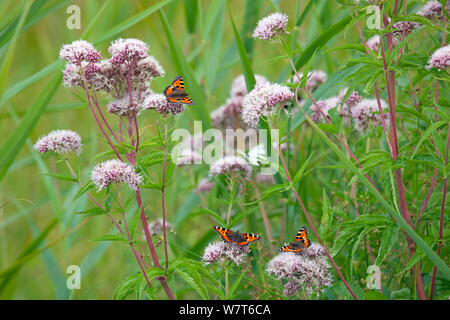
(214, 226, 260, 246)
(280, 227, 311, 252)
(163, 76, 194, 105)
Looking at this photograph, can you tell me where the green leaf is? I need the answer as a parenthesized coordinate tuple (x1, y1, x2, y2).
(73, 181, 95, 201)
(375, 223, 399, 266)
(229, 264, 249, 299)
(42, 172, 78, 182)
(319, 188, 334, 239)
(291, 153, 314, 186)
(113, 273, 140, 300)
(74, 207, 106, 216)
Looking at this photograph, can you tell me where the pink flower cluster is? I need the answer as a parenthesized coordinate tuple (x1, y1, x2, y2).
(34, 130, 82, 155)
(252, 12, 289, 40)
(427, 45, 450, 71)
(202, 241, 251, 266)
(266, 243, 333, 297)
(241, 82, 294, 127)
(142, 93, 185, 117)
(211, 74, 269, 130)
(60, 39, 166, 116)
(209, 156, 252, 180)
(418, 0, 449, 21)
(90, 159, 143, 193)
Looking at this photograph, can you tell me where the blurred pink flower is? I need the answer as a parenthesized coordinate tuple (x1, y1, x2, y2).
(427, 45, 450, 71)
(418, 0, 449, 21)
(34, 130, 82, 155)
(148, 218, 173, 236)
(292, 70, 327, 92)
(209, 156, 252, 180)
(337, 88, 362, 117)
(310, 96, 340, 123)
(351, 98, 389, 133)
(196, 178, 215, 193)
(176, 149, 203, 166)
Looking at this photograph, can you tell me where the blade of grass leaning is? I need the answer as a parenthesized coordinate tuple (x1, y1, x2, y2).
(300, 109, 450, 280)
(227, 0, 256, 91)
(0, 73, 61, 182)
(0, 0, 32, 97)
(158, 9, 211, 128)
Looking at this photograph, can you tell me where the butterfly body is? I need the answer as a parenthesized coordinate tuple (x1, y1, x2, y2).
(163, 76, 194, 104)
(280, 227, 311, 252)
(214, 226, 260, 246)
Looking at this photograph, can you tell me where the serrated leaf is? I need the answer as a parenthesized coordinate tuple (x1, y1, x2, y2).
(375, 223, 399, 266)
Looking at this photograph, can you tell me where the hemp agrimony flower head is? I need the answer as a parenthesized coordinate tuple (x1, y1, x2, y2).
(390, 20, 420, 38)
(266, 243, 333, 297)
(210, 74, 269, 130)
(427, 45, 450, 71)
(196, 178, 215, 193)
(34, 130, 82, 155)
(107, 89, 150, 117)
(351, 98, 389, 133)
(202, 241, 251, 266)
(230, 74, 269, 100)
(209, 156, 252, 181)
(143, 93, 185, 117)
(252, 12, 289, 40)
(337, 88, 362, 117)
(90, 159, 143, 193)
(59, 40, 101, 64)
(241, 82, 294, 127)
(418, 0, 449, 21)
(109, 38, 149, 65)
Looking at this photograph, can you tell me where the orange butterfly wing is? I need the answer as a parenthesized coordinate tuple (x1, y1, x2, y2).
(179, 96, 194, 105)
(171, 76, 185, 90)
(214, 226, 260, 246)
(280, 227, 311, 252)
(235, 233, 260, 245)
(163, 76, 195, 105)
(214, 226, 233, 243)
